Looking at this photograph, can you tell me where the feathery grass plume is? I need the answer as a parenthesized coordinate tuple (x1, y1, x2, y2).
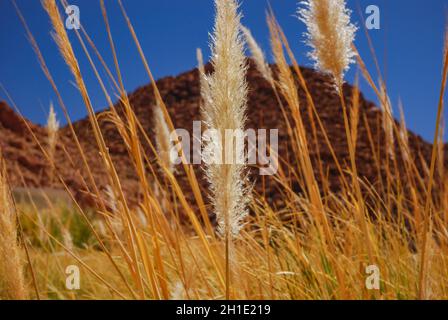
(46, 102, 59, 182)
(104, 185, 123, 236)
(298, 1, 374, 263)
(197, 48, 208, 106)
(268, 16, 298, 106)
(197, 48, 215, 138)
(202, 0, 249, 298)
(197, 48, 212, 114)
(298, 0, 357, 88)
(0, 155, 27, 299)
(105, 185, 118, 213)
(136, 207, 148, 228)
(240, 25, 274, 84)
(62, 228, 74, 252)
(169, 280, 191, 300)
(379, 81, 395, 160)
(153, 103, 174, 175)
(203, 0, 249, 237)
(153, 103, 175, 217)
(196, 48, 206, 75)
(43, 0, 80, 86)
(94, 219, 107, 238)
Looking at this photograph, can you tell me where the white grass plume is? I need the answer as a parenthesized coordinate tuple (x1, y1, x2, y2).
(197, 48, 210, 105)
(169, 280, 190, 300)
(62, 228, 74, 252)
(47, 102, 59, 177)
(105, 185, 123, 236)
(298, 0, 357, 88)
(197, 48, 213, 127)
(202, 0, 249, 237)
(196, 48, 206, 76)
(153, 102, 174, 174)
(241, 25, 273, 84)
(47, 102, 59, 138)
(105, 184, 118, 213)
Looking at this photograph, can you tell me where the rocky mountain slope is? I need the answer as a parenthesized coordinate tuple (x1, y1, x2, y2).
(0, 61, 445, 209)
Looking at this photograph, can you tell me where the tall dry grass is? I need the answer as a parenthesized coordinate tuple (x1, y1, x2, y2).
(200, 0, 250, 299)
(0, 154, 27, 299)
(1, 0, 447, 300)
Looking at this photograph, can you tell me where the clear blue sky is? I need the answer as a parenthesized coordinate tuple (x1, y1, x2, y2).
(0, 0, 447, 142)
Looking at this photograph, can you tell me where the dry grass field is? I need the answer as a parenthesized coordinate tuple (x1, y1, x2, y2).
(1, 0, 447, 300)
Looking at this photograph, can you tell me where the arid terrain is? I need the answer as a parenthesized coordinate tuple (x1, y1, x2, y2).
(1, 0, 448, 301)
(1, 61, 444, 209)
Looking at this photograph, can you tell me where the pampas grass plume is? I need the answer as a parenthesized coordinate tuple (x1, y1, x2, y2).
(241, 25, 274, 84)
(203, 0, 249, 237)
(154, 103, 174, 175)
(298, 0, 357, 88)
(47, 102, 59, 168)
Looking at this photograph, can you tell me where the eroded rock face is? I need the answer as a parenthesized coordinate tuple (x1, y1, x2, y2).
(0, 101, 27, 134)
(0, 62, 444, 211)
(1, 101, 47, 187)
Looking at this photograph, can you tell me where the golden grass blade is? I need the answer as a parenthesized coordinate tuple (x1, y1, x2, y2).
(0, 154, 27, 299)
(42, 0, 146, 297)
(418, 25, 448, 300)
(117, 0, 213, 237)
